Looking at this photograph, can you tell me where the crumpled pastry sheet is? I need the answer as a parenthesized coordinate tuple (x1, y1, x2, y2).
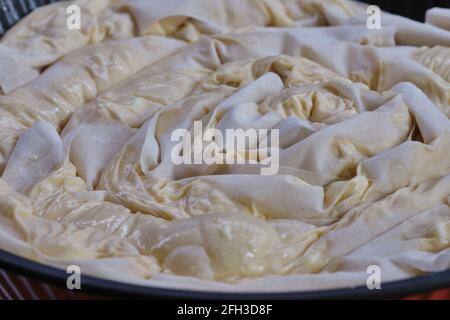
(0, 0, 449, 293)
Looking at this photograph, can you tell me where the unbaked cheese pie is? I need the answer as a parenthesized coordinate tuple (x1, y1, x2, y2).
(0, 0, 450, 292)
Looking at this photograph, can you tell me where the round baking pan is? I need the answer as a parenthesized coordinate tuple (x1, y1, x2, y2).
(1, 0, 450, 299)
(2, 247, 450, 299)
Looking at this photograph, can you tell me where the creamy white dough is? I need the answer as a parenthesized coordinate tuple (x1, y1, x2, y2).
(0, 0, 449, 293)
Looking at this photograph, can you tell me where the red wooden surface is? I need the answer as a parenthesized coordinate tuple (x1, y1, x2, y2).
(404, 289, 450, 300)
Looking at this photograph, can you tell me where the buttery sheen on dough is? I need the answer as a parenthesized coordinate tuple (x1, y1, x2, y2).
(0, 0, 450, 293)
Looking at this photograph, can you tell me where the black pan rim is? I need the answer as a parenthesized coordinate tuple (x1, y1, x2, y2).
(2, 247, 450, 299)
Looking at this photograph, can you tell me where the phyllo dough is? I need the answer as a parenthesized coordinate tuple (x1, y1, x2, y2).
(0, 0, 449, 293)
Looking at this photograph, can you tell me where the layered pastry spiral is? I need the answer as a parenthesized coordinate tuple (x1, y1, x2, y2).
(0, 0, 450, 292)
